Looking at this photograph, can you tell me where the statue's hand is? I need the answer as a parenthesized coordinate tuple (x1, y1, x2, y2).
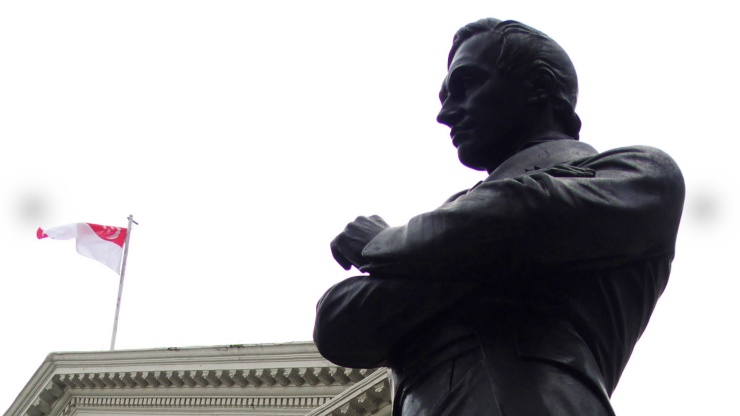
(330, 215, 389, 271)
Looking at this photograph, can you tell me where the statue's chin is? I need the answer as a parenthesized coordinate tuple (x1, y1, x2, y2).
(457, 150, 488, 172)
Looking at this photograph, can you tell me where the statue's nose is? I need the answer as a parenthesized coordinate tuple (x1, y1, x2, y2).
(437, 102, 463, 128)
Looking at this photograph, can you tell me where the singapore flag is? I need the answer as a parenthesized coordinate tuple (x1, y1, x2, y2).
(37, 223, 127, 273)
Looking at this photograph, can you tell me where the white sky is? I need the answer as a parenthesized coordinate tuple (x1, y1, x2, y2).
(0, 1, 737, 414)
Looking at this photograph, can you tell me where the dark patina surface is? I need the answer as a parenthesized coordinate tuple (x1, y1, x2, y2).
(315, 18, 684, 416)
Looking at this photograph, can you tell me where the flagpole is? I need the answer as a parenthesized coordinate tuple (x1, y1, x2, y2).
(110, 214, 137, 351)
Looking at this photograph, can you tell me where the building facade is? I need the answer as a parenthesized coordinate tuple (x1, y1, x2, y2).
(6, 342, 391, 416)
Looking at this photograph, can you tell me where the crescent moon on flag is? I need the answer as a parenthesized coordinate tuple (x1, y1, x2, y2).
(103, 227, 121, 240)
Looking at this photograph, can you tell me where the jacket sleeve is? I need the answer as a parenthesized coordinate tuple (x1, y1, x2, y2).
(313, 274, 480, 368)
(360, 146, 685, 279)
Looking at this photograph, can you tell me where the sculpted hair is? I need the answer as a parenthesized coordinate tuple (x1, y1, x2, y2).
(449, 18, 582, 139)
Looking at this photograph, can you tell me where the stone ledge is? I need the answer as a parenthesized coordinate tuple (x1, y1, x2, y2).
(7, 343, 387, 416)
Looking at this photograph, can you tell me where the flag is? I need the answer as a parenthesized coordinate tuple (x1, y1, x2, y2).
(37, 223, 127, 273)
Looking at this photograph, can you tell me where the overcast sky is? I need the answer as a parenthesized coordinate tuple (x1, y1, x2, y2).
(0, 1, 737, 414)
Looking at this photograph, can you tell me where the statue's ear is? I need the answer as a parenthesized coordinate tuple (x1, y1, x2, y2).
(526, 67, 556, 104)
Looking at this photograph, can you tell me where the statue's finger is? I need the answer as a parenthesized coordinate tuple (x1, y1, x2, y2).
(330, 243, 353, 270)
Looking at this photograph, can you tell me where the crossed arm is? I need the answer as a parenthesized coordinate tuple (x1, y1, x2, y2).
(331, 146, 683, 278)
(359, 146, 684, 278)
(316, 146, 684, 367)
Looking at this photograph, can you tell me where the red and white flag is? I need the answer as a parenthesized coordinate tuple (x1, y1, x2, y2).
(37, 223, 127, 273)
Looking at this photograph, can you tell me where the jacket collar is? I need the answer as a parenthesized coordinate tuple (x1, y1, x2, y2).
(486, 139, 598, 181)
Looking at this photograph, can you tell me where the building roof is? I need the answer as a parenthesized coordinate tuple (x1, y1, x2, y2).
(5, 342, 391, 416)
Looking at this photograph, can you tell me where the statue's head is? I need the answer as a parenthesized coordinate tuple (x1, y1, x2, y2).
(438, 18, 581, 172)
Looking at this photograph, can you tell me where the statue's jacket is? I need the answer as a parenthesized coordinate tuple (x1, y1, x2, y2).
(314, 139, 685, 416)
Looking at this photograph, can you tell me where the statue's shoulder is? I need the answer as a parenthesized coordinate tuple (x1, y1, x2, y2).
(592, 145, 682, 174)
(583, 146, 685, 202)
(444, 188, 475, 204)
(598, 144, 675, 158)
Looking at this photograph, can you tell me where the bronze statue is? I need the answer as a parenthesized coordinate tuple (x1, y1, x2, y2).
(314, 18, 684, 416)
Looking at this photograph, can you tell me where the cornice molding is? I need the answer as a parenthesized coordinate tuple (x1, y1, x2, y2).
(6, 342, 390, 416)
(306, 369, 391, 416)
(61, 395, 334, 416)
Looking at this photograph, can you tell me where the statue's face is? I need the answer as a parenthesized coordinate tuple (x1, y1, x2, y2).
(437, 33, 529, 172)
